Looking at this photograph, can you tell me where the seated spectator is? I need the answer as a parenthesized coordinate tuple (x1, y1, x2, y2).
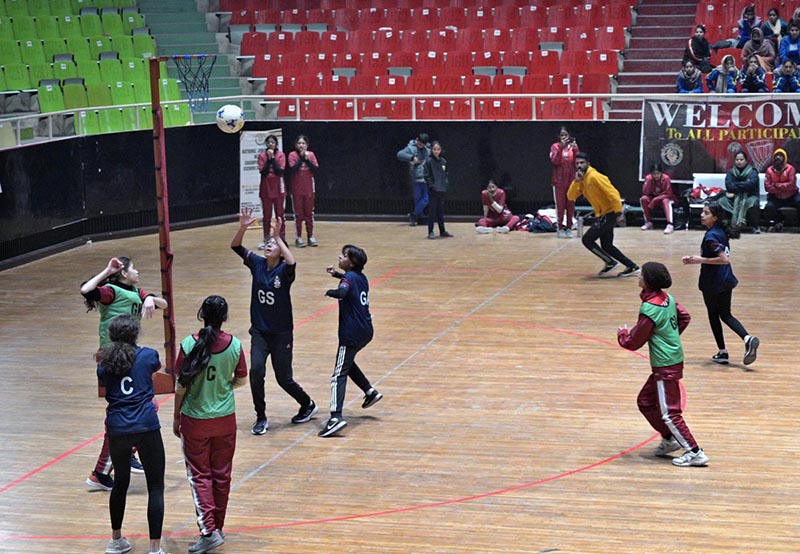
(475, 180, 520, 234)
(677, 60, 704, 93)
(773, 59, 800, 91)
(764, 147, 800, 230)
(719, 151, 761, 232)
(778, 21, 800, 65)
(793, 7, 800, 25)
(739, 54, 769, 92)
(640, 163, 678, 234)
(741, 27, 776, 71)
(713, 5, 762, 50)
(706, 55, 739, 92)
(684, 25, 713, 73)
(762, 7, 788, 49)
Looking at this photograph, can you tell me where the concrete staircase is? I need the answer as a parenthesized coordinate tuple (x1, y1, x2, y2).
(610, 0, 699, 119)
(137, 0, 243, 124)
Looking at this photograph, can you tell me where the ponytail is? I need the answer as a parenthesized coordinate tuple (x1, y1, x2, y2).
(178, 295, 228, 388)
(99, 315, 139, 376)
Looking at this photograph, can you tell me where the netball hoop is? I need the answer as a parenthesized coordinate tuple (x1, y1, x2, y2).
(147, 54, 216, 382)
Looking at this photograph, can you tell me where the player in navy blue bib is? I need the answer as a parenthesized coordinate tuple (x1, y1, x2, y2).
(682, 201, 760, 366)
(318, 244, 383, 437)
(97, 315, 167, 554)
(231, 209, 317, 436)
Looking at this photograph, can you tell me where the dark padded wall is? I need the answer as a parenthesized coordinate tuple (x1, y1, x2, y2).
(1, 121, 640, 262)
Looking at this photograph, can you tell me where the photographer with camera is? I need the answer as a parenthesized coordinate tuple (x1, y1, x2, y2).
(550, 126, 580, 238)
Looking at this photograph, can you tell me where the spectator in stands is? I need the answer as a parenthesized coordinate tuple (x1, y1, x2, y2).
(778, 21, 800, 65)
(739, 54, 769, 92)
(677, 60, 704, 93)
(423, 141, 453, 240)
(640, 163, 678, 234)
(762, 7, 788, 49)
(773, 59, 800, 91)
(567, 152, 640, 277)
(764, 147, 800, 230)
(792, 7, 800, 25)
(712, 5, 761, 50)
(549, 126, 579, 238)
(475, 180, 519, 234)
(719, 150, 761, 232)
(740, 27, 776, 71)
(706, 55, 739, 93)
(683, 25, 713, 73)
(397, 133, 431, 227)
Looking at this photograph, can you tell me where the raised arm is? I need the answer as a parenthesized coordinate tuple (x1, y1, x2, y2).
(80, 257, 124, 295)
(231, 207, 257, 249)
(272, 217, 295, 266)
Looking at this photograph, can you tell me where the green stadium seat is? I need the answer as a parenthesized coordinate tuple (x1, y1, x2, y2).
(75, 108, 100, 135)
(72, 0, 98, 12)
(86, 81, 111, 106)
(164, 102, 190, 127)
(97, 107, 125, 133)
(137, 105, 152, 130)
(19, 38, 46, 64)
(101, 12, 123, 35)
(99, 58, 122, 83)
(159, 77, 181, 101)
(121, 12, 143, 35)
(11, 15, 37, 39)
(76, 58, 101, 84)
(27, 0, 53, 16)
(52, 59, 77, 80)
(49, 0, 74, 17)
(0, 3, 5, 17)
(57, 14, 82, 37)
(110, 80, 137, 129)
(65, 35, 90, 61)
(28, 62, 53, 85)
(0, 39, 22, 63)
(3, 63, 34, 90)
(121, 57, 146, 82)
(88, 35, 111, 59)
(115, 0, 137, 9)
(35, 15, 61, 38)
(37, 82, 65, 112)
(132, 33, 155, 58)
(42, 37, 65, 60)
(63, 81, 88, 108)
(0, 17, 15, 41)
(79, 13, 102, 36)
(110, 34, 133, 58)
(132, 79, 149, 102)
(5, 0, 30, 18)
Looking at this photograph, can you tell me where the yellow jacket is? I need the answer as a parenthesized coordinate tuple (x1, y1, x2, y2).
(567, 166, 623, 217)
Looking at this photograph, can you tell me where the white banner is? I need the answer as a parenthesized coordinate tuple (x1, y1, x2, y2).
(240, 129, 283, 224)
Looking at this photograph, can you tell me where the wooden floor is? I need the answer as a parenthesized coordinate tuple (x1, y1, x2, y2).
(0, 221, 797, 554)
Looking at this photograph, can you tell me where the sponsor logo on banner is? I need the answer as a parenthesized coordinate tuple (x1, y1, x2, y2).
(641, 99, 800, 182)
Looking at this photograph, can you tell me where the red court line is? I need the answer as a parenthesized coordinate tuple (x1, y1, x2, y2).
(0, 268, 400, 496)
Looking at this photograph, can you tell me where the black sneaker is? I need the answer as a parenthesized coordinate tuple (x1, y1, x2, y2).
(86, 470, 114, 491)
(743, 336, 760, 365)
(597, 261, 619, 277)
(318, 417, 347, 437)
(618, 264, 640, 277)
(130, 455, 144, 474)
(408, 213, 418, 226)
(362, 388, 383, 409)
(711, 351, 729, 364)
(251, 419, 269, 435)
(291, 400, 319, 424)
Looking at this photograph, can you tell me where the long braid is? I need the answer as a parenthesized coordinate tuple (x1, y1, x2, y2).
(178, 295, 228, 388)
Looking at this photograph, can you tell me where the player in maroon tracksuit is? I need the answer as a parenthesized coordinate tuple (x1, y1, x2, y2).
(287, 135, 319, 248)
(475, 180, 519, 232)
(549, 126, 579, 237)
(257, 134, 287, 246)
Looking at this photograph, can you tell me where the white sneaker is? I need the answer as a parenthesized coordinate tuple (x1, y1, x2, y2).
(663, 224, 674, 234)
(497, 226, 510, 234)
(641, 221, 653, 230)
(563, 229, 574, 238)
(188, 530, 224, 554)
(294, 238, 306, 248)
(556, 229, 566, 238)
(743, 336, 759, 365)
(475, 226, 493, 234)
(106, 537, 132, 554)
(672, 449, 709, 467)
(308, 236, 318, 247)
(654, 437, 681, 457)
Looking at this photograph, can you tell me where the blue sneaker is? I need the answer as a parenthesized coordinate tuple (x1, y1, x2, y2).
(87, 470, 114, 491)
(130, 455, 144, 474)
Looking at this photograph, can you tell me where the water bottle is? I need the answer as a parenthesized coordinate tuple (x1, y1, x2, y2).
(577, 216, 584, 238)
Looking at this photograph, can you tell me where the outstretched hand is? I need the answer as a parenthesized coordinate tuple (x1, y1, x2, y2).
(270, 217, 283, 238)
(239, 207, 257, 228)
(326, 265, 335, 275)
(106, 257, 124, 274)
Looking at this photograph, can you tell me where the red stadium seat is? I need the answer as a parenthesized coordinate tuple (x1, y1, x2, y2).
(503, 50, 532, 71)
(429, 29, 458, 52)
(492, 74, 522, 93)
(301, 98, 354, 120)
(529, 50, 560, 75)
(445, 50, 474, 75)
(384, 7, 413, 29)
(546, 5, 576, 29)
(539, 25, 567, 45)
(414, 7, 440, 30)
(332, 8, 358, 31)
(279, 52, 307, 74)
(493, 5, 521, 29)
(406, 75, 435, 94)
(551, 73, 580, 94)
(416, 98, 453, 120)
(521, 74, 551, 93)
(465, 6, 493, 28)
(581, 73, 612, 93)
(332, 52, 359, 71)
(240, 32, 267, 56)
(293, 31, 320, 51)
(320, 74, 350, 94)
(566, 26, 595, 52)
(398, 30, 422, 53)
(252, 54, 279, 77)
(415, 51, 446, 76)
(463, 74, 492, 93)
(538, 97, 573, 120)
(306, 53, 334, 77)
(434, 75, 463, 94)
(519, 6, 546, 29)
(559, 50, 589, 75)
(572, 98, 601, 120)
(282, 9, 308, 25)
(230, 10, 256, 26)
(266, 32, 294, 55)
(376, 74, 406, 94)
(589, 50, 621, 75)
(477, 98, 513, 119)
(348, 75, 376, 94)
(474, 50, 502, 68)
(439, 7, 467, 29)
(389, 50, 415, 68)
(510, 27, 540, 54)
(484, 28, 512, 52)
(320, 31, 348, 55)
(293, 75, 322, 94)
(264, 74, 294, 95)
(359, 51, 390, 76)
(595, 26, 626, 51)
(454, 27, 484, 53)
(346, 29, 374, 52)
(358, 7, 385, 29)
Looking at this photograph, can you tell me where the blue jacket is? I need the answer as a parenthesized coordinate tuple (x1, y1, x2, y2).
(774, 72, 800, 92)
(677, 72, 703, 93)
(778, 35, 800, 64)
(706, 68, 739, 93)
(725, 165, 759, 195)
(739, 66, 768, 92)
(396, 139, 430, 182)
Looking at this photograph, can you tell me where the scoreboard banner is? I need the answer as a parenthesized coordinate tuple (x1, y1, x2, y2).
(240, 129, 283, 224)
(640, 97, 800, 183)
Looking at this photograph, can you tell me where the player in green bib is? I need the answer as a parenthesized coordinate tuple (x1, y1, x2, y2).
(173, 296, 247, 554)
(81, 256, 168, 491)
(618, 262, 710, 468)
